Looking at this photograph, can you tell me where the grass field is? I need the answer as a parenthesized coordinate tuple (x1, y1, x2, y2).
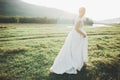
(0, 23, 120, 80)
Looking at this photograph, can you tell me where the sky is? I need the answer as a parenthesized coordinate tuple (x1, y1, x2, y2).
(22, 0, 120, 21)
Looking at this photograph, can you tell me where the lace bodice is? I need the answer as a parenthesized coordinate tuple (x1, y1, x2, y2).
(74, 17, 84, 28)
(73, 17, 86, 35)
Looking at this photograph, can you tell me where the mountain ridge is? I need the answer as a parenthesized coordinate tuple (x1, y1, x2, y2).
(0, 0, 76, 19)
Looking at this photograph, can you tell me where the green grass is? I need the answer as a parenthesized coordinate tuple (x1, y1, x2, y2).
(0, 23, 120, 80)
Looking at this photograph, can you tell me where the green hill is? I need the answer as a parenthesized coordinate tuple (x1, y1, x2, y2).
(0, 0, 75, 19)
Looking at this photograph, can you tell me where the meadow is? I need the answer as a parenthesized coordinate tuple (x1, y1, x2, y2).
(0, 23, 120, 80)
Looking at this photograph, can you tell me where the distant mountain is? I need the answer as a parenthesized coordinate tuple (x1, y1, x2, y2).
(0, 0, 76, 19)
(94, 17, 120, 25)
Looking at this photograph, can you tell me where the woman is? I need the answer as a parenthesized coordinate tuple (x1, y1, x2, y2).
(50, 7, 88, 74)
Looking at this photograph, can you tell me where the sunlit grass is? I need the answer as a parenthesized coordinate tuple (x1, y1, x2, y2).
(0, 24, 120, 80)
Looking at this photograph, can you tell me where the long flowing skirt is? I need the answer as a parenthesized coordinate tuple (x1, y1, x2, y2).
(50, 28, 88, 74)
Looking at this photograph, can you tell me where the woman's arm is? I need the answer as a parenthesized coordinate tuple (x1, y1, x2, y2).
(74, 21, 87, 38)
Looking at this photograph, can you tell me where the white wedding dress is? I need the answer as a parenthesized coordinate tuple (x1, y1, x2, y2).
(50, 17, 88, 74)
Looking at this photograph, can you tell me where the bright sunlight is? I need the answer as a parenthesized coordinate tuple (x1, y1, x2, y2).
(22, 0, 120, 20)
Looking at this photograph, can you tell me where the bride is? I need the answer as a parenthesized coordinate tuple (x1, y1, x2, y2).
(50, 7, 88, 74)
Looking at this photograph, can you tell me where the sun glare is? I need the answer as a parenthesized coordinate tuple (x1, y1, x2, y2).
(22, 0, 120, 20)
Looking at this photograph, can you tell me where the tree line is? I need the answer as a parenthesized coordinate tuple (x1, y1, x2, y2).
(0, 16, 93, 25)
(0, 16, 74, 24)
